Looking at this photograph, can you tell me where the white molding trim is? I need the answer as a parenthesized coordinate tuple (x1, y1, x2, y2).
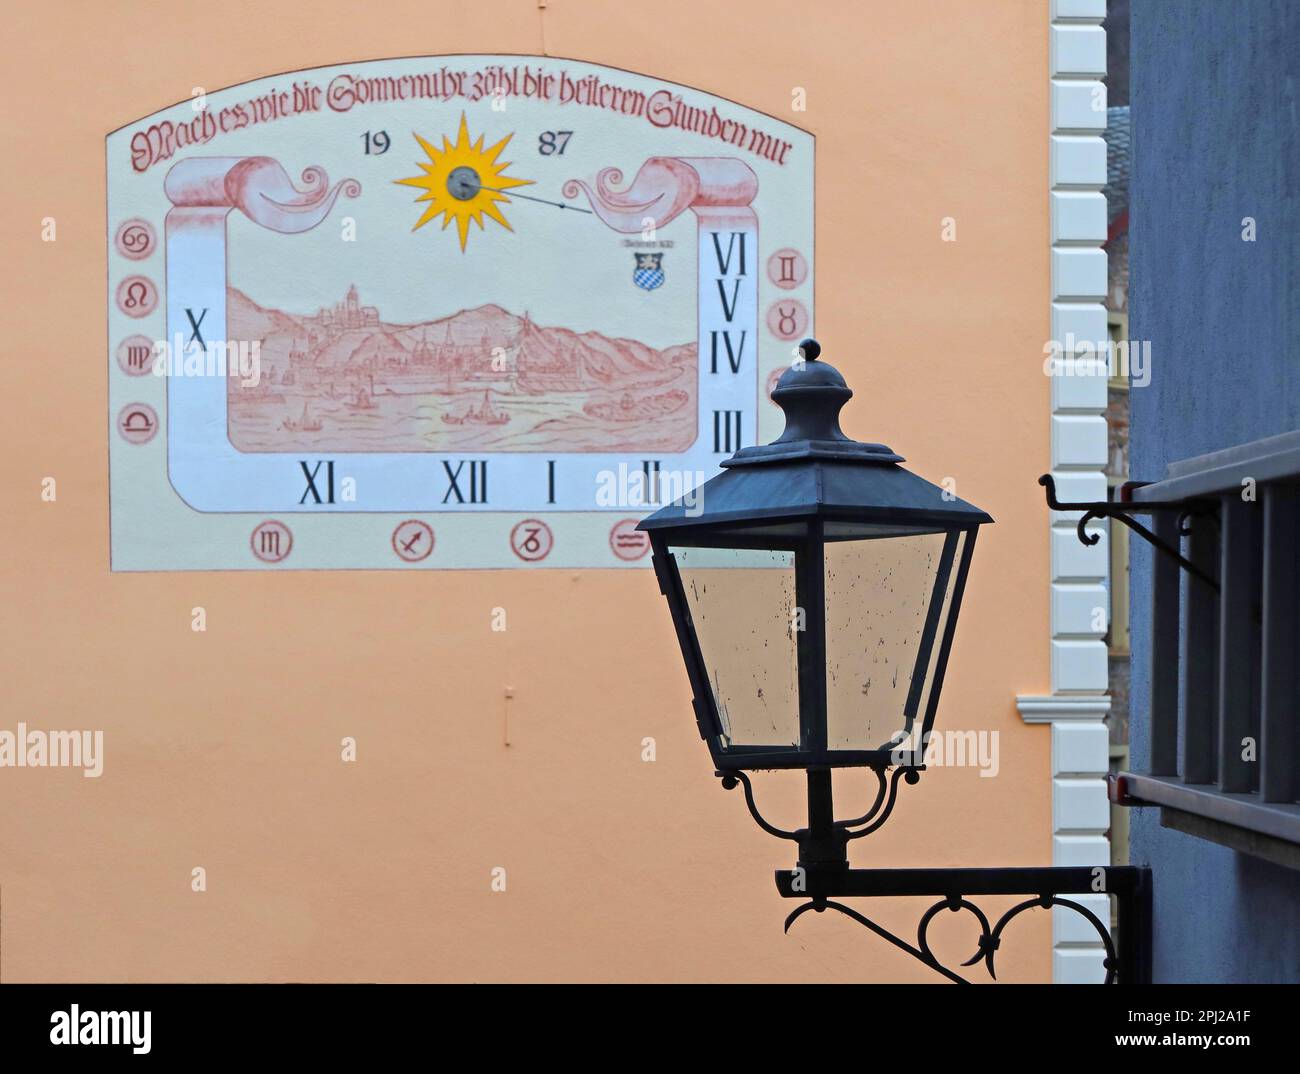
(1016, 695, 1111, 722)
(1041, 0, 1111, 986)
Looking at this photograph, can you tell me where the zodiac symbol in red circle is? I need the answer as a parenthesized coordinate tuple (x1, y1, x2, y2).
(115, 219, 157, 261)
(609, 519, 651, 561)
(116, 403, 158, 445)
(391, 520, 435, 562)
(250, 520, 293, 563)
(766, 298, 809, 341)
(116, 276, 158, 319)
(510, 518, 554, 562)
(116, 334, 156, 377)
(767, 248, 808, 290)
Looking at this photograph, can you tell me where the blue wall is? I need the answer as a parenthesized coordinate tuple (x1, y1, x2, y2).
(1129, 0, 1300, 982)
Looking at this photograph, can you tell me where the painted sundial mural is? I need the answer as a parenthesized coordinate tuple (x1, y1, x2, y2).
(107, 56, 814, 569)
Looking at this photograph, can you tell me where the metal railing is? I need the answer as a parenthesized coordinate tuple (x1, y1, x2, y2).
(1114, 430, 1300, 867)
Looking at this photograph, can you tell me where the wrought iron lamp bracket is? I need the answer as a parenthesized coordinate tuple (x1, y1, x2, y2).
(718, 765, 919, 847)
(776, 867, 1152, 984)
(1038, 474, 1220, 592)
(841, 766, 917, 840)
(718, 770, 801, 842)
(719, 768, 1153, 983)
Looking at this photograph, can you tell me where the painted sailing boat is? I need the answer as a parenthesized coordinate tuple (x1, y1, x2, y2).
(442, 389, 511, 426)
(346, 383, 378, 411)
(281, 400, 323, 432)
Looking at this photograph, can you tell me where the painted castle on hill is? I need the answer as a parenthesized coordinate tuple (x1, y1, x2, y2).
(226, 285, 697, 453)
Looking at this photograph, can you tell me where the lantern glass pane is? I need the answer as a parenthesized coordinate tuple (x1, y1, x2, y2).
(670, 546, 800, 748)
(823, 530, 962, 752)
(911, 530, 966, 748)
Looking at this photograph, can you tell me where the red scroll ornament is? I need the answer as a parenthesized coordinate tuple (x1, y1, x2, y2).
(164, 157, 360, 232)
(563, 157, 758, 231)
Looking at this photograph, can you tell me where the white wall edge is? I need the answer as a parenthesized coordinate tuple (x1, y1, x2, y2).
(1043, 0, 1110, 986)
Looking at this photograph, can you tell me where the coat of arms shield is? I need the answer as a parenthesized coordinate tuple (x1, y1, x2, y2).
(633, 252, 665, 291)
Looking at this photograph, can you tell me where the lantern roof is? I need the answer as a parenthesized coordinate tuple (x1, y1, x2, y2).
(639, 340, 993, 533)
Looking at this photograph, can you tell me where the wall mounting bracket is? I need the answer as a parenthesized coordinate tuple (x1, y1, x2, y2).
(1038, 474, 1220, 591)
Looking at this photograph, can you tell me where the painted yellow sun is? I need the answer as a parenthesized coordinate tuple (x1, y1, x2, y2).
(395, 114, 533, 251)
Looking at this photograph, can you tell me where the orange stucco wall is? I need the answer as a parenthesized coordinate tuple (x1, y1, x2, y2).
(0, 0, 1051, 981)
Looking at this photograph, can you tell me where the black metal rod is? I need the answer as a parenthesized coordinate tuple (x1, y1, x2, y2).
(798, 768, 849, 868)
(1218, 498, 1260, 792)
(1182, 520, 1219, 783)
(795, 524, 828, 752)
(833, 767, 888, 829)
(650, 548, 720, 743)
(774, 865, 1149, 898)
(1105, 510, 1220, 592)
(904, 529, 958, 719)
(1040, 473, 1201, 515)
(1260, 486, 1299, 802)
(1038, 474, 1219, 590)
(1149, 510, 1181, 775)
(1115, 867, 1154, 984)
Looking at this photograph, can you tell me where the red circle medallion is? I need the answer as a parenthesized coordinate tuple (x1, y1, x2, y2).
(251, 520, 293, 563)
(116, 275, 158, 319)
(115, 219, 157, 261)
(766, 298, 809, 341)
(609, 519, 651, 561)
(391, 519, 435, 562)
(510, 519, 554, 562)
(116, 403, 158, 444)
(116, 334, 157, 377)
(767, 248, 808, 290)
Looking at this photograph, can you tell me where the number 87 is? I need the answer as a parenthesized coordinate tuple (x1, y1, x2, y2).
(538, 131, 572, 155)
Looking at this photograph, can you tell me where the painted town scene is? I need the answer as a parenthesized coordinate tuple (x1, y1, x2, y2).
(226, 285, 698, 453)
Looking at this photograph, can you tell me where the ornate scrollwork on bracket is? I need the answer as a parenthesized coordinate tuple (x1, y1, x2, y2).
(784, 891, 1120, 984)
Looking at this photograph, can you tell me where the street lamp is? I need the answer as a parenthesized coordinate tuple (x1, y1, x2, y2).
(639, 339, 1151, 983)
(640, 338, 990, 866)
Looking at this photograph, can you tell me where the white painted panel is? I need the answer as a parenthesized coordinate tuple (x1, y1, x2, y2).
(1051, 135, 1108, 188)
(1051, 25, 1107, 78)
(1051, 638, 1110, 692)
(1054, 776, 1112, 830)
(1052, 247, 1108, 301)
(1054, 720, 1110, 775)
(1052, 79, 1107, 133)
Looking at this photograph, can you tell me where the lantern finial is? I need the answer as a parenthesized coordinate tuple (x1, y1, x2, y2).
(736, 338, 902, 464)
